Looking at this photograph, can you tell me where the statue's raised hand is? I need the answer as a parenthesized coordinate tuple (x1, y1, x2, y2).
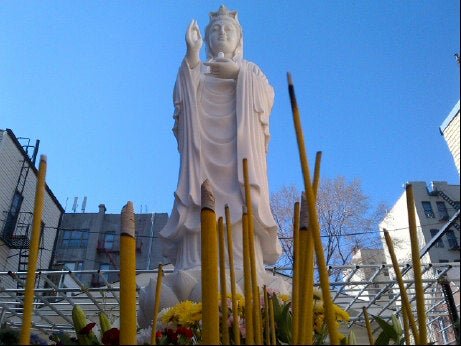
(185, 20, 202, 68)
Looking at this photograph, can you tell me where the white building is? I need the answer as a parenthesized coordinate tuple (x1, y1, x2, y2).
(0, 129, 64, 290)
(379, 181, 459, 271)
(440, 100, 460, 175)
(345, 248, 391, 303)
(379, 181, 460, 344)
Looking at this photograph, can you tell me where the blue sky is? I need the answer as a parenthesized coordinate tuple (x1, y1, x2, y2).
(1, 1, 459, 215)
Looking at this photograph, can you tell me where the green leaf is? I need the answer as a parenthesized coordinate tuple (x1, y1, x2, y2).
(391, 315, 403, 338)
(374, 316, 398, 341)
(374, 331, 390, 345)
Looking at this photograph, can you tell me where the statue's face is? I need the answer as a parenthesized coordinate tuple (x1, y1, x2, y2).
(207, 18, 240, 58)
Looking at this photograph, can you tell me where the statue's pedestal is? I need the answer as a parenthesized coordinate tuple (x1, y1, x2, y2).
(138, 268, 291, 328)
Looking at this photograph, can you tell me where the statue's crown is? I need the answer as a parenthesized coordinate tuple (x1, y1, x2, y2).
(209, 5, 239, 25)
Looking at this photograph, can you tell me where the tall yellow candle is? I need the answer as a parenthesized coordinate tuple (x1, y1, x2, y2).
(287, 73, 339, 344)
(225, 205, 241, 345)
(218, 217, 230, 345)
(20, 155, 47, 345)
(201, 180, 220, 345)
(150, 264, 164, 345)
(120, 201, 137, 345)
(405, 184, 427, 344)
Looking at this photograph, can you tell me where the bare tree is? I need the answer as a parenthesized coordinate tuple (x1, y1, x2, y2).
(270, 177, 386, 279)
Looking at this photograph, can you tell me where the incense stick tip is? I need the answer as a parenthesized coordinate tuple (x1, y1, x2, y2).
(287, 72, 293, 86)
(201, 179, 215, 211)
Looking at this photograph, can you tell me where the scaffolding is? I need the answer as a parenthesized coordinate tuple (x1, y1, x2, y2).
(0, 262, 459, 344)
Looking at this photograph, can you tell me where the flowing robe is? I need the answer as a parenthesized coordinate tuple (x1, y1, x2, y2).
(159, 58, 281, 272)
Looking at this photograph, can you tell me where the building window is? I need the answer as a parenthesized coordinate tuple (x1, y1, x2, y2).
(2, 191, 24, 238)
(62, 261, 84, 271)
(61, 229, 89, 248)
(103, 232, 115, 249)
(99, 263, 111, 281)
(436, 202, 449, 220)
(421, 201, 435, 218)
(430, 229, 444, 248)
(445, 229, 458, 249)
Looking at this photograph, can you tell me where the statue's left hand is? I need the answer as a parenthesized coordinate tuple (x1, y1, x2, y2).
(204, 58, 239, 79)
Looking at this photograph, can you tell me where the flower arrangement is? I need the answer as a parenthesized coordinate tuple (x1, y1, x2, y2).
(137, 289, 351, 345)
(46, 288, 353, 345)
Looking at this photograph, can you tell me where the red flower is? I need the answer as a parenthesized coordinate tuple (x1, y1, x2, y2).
(102, 328, 120, 345)
(176, 326, 194, 339)
(166, 328, 178, 343)
(79, 322, 96, 335)
(155, 330, 163, 340)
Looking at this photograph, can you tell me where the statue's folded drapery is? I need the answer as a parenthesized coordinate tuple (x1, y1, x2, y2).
(159, 58, 282, 271)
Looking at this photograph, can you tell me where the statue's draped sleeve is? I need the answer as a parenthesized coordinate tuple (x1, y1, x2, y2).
(173, 59, 202, 208)
(236, 61, 280, 264)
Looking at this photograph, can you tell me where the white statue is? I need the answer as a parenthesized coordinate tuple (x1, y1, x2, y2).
(159, 4, 281, 275)
(139, 6, 287, 328)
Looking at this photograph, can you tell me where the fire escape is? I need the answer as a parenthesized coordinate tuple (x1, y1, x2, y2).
(421, 186, 461, 257)
(1, 137, 40, 272)
(435, 189, 460, 232)
(92, 237, 143, 287)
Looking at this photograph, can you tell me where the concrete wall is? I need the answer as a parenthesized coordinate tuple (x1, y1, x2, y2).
(53, 204, 169, 287)
(380, 181, 460, 266)
(0, 129, 63, 289)
(441, 101, 460, 175)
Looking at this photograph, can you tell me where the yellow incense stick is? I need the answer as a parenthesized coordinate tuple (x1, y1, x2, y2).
(150, 264, 164, 345)
(383, 230, 419, 343)
(287, 73, 339, 344)
(242, 207, 255, 345)
(292, 201, 301, 344)
(200, 180, 220, 345)
(313, 151, 322, 194)
(362, 307, 374, 346)
(298, 194, 315, 345)
(405, 184, 427, 344)
(297, 207, 308, 343)
(218, 217, 230, 345)
(401, 304, 411, 345)
(269, 296, 276, 345)
(120, 201, 137, 345)
(263, 286, 270, 344)
(242, 158, 263, 344)
(225, 205, 241, 345)
(303, 152, 322, 344)
(20, 155, 47, 345)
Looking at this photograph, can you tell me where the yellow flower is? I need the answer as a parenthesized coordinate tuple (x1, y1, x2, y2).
(313, 288, 323, 300)
(278, 293, 290, 303)
(333, 304, 350, 322)
(160, 301, 202, 327)
(313, 300, 324, 313)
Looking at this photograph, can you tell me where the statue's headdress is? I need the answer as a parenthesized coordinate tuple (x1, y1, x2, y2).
(209, 5, 240, 26)
(204, 5, 243, 62)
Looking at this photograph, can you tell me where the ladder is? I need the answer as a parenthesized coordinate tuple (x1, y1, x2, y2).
(436, 190, 460, 232)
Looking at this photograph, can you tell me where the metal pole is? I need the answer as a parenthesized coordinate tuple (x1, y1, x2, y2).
(439, 277, 460, 344)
